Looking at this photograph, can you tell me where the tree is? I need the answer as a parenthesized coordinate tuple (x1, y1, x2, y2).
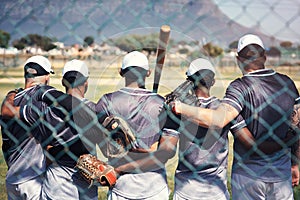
(0, 30, 10, 48)
(202, 42, 223, 58)
(280, 41, 293, 49)
(113, 35, 140, 52)
(84, 36, 94, 47)
(266, 46, 281, 57)
(0, 30, 11, 70)
(12, 39, 26, 50)
(112, 34, 159, 56)
(178, 48, 189, 54)
(12, 34, 56, 51)
(229, 40, 238, 50)
(40, 37, 57, 51)
(141, 34, 159, 55)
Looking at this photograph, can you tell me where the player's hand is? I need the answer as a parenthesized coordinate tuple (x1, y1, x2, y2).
(1, 90, 19, 119)
(292, 165, 299, 187)
(170, 100, 182, 115)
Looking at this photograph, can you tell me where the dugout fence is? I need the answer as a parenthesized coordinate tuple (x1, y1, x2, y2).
(0, 1, 300, 199)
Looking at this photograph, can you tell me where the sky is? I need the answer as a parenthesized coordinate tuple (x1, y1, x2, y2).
(0, 0, 299, 47)
(212, 0, 300, 44)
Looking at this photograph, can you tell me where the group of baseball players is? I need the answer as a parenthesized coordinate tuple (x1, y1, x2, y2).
(1, 33, 300, 200)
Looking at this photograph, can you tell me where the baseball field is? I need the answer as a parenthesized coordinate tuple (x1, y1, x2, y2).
(0, 55, 300, 199)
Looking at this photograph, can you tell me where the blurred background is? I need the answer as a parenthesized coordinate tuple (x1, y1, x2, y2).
(0, 0, 300, 199)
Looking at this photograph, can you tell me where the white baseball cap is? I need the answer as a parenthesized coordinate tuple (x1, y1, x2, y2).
(237, 34, 265, 53)
(121, 51, 149, 70)
(62, 59, 89, 78)
(186, 58, 215, 76)
(24, 55, 54, 74)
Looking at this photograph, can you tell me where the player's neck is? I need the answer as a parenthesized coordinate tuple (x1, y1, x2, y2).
(25, 79, 47, 89)
(125, 80, 146, 89)
(195, 88, 210, 98)
(67, 87, 85, 100)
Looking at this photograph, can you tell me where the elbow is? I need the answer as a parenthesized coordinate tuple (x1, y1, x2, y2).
(213, 121, 226, 129)
(204, 120, 226, 129)
(155, 148, 176, 164)
(164, 149, 176, 161)
(211, 115, 230, 129)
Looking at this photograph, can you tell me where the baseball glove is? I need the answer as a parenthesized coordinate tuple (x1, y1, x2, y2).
(164, 80, 199, 106)
(76, 154, 118, 188)
(159, 80, 199, 130)
(102, 115, 138, 158)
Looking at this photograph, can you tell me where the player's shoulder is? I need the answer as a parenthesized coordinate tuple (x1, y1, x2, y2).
(83, 99, 97, 111)
(227, 77, 248, 91)
(276, 71, 296, 83)
(25, 84, 57, 99)
(97, 92, 113, 104)
(150, 92, 165, 100)
(95, 93, 112, 112)
(146, 92, 165, 105)
(275, 71, 298, 92)
(37, 84, 57, 93)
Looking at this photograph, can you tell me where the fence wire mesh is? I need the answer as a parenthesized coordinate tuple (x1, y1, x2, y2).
(0, 0, 300, 199)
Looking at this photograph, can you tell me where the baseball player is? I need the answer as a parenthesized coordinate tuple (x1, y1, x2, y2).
(165, 58, 245, 200)
(112, 58, 294, 200)
(0, 55, 54, 200)
(39, 59, 98, 199)
(95, 51, 169, 200)
(1, 59, 99, 199)
(171, 34, 299, 199)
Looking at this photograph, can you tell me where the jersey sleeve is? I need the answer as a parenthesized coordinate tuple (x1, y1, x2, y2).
(162, 128, 180, 138)
(19, 101, 59, 143)
(296, 96, 300, 105)
(95, 95, 110, 123)
(222, 79, 246, 113)
(229, 114, 247, 134)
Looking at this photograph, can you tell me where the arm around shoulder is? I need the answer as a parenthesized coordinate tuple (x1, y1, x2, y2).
(172, 100, 239, 128)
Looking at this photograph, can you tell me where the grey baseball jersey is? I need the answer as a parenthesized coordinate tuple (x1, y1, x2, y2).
(96, 87, 168, 199)
(19, 85, 98, 199)
(223, 68, 299, 182)
(163, 96, 245, 200)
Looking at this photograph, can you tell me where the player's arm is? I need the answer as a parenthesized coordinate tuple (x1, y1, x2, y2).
(291, 124, 300, 187)
(1, 87, 69, 120)
(290, 102, 300, 187)
(231, 113, 294, 155)
(113, 131, 178, 174)
(233, 127, 292, 155)
(1, 91, 20, 118)
(172, 100, 239, 129)
(0, 86, 63, 119)
(290, 104, 300, 163)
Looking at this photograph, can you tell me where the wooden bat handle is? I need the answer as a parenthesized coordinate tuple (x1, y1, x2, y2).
(153, 25, 170, 93)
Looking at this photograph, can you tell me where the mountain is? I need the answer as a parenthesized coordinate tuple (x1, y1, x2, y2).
(0, 0, 278, 48)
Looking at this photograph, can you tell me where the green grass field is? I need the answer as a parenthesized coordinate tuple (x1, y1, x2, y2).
(1, 58, 300, 199)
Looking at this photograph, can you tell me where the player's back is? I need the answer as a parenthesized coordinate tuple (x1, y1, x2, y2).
(1, 86, 46, 184)
(95, 87, 168, 199)
(96, 87, 164, 148)
(174, 96, 230, 199)
(227, 69, 299, 182)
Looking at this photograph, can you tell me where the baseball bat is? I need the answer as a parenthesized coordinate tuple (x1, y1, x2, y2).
(152, 25, 171, 93)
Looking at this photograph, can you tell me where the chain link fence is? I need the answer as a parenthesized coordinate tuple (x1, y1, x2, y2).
(0, 0, 300, 199)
